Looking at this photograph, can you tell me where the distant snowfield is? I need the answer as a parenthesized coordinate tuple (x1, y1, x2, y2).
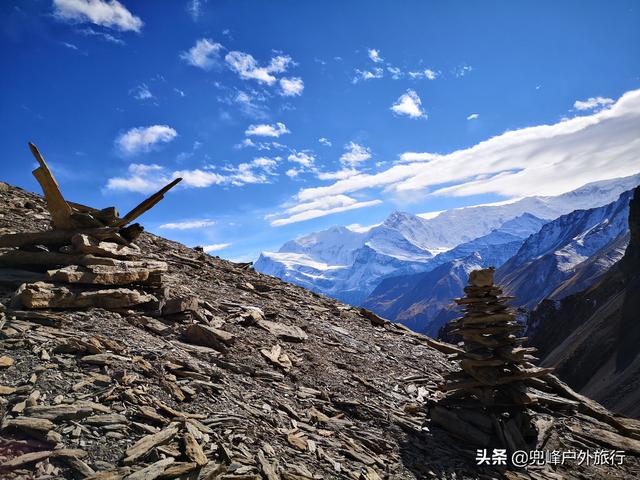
(255, 173, 640, 307)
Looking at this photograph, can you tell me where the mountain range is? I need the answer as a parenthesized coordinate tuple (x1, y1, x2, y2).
(256, 173, 640, 330)
(527, 185, 640, 417)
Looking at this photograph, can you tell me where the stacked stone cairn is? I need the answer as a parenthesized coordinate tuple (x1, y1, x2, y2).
(430, 267, 553, 453)
(0, 143, 182, 314)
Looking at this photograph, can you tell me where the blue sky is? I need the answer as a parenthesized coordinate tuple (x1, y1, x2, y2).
(2, 0, 640, 261)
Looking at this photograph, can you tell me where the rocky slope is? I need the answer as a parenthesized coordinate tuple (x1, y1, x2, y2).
(527, 185, 640, 419)
(1, 182, 640, 479)
(256, 174, 640, 307)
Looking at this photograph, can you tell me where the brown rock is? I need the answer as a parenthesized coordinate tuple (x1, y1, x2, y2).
(124, 423, 180, 464)
(257, 319, 308, 342)
(162, 296, 199, 315)
(47, 261, 167, 286)
(183, 431, 208, 466)
(125, 457, 175, 480)
(72, 233, 140, 258)
(0, 355, 14, 368)
(185, 323, 234, 351)
(19, 282, 156, 309)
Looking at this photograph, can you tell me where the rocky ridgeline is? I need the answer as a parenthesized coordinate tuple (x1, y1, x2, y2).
(0, 146, 639, 479)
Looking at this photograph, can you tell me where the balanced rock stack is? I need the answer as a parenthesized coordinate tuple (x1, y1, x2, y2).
(430, 267, 552, 451)
(0, 143, 180, 313)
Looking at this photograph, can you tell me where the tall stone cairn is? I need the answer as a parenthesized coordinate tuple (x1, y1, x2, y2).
(430, 267, 552, 450)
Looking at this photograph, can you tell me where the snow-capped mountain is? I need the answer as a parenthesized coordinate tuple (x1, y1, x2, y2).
(495, 189, 634, 308)
(255, 173, 640, 308)
(361, 214, 548, 336)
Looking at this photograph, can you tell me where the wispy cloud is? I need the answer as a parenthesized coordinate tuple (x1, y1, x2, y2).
(340, 142, 371, 166)
(130, 83, 154, 101)
(352, 67, 383, 83)
(180, 38, 223, 70)
(288, 151, 315, 167)
(159, 219, 215, 230)
(267, 194, 382, 226)
(61, 41, 79, 50)
(225, 51, 293, 85)
(318, 137, 332, 147)
(116, 125, 177, 155)
(186, 0, 205, 20)
(368, 48, 383, 63)
(271, 89, 640, 225)
(203, 243, 231, 253)
(107, 156, 280, 193)
(467, 113, 479, 120)
(409, 69, 438, 80)
(573, 96, 614, 111)
(53, 0, 143, 32)
(391, 89, 426, 119)
(452, 64, 473, 77)
(77, 26, 125, 44)
(245, 122, 290, 137)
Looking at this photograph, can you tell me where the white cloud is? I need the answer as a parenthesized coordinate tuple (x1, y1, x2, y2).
(285, 89, 640, 211)
(107, 156, 280, 193)
(387, 67, 402, 80)
(130, 83, 153, 101)
(317, 169, 359, 180)
(573, 96, 614, 111)
(53, 0, 143, 32)
(268, 194, 383, 226)
(116, 125, 177, 155)
(61, 41, 79, 50)
(245, 122, 290, 137)
(180, 38, 223, 70)
(288, 152, 315, 167)
(408, 69, 439, 80)
(186, 0, 204, 20)
(467, 113, 479, 120)
(203, 243, 231, 253)
(424, 69, 438, 80)
(286, 168, 300, 178)
(391, 89, 427, 119)
(352, 68, 383, 83)
(159, 219, 215, 230)
(78, 26, 125, 44)
(346, 222, 379, 233)
(340, 142, 371, 166)
(225, 51, 293, 85)
(318, 137, 332, 146)
(279, 77, 304, 96)
(368, 48, 383, 63)
(453, 64, 473, 77)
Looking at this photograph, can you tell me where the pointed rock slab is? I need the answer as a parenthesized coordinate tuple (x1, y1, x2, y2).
(47, 261, 167, 286)
(162, 296, 199, 316)
(260, 344, 292, 372)
(0, 356, 14, 368)
(124, 423, 180, 464)
(71, 233, 140, 258)
(125, 457, 175, 480)
(25, 404, 93, 421)
(183, 431, 208, 466)
(257, 319, 308, 343)
(19, 282, 156, 309)
(157, 462, 197, 479)
(0, 448, 87, 470)
(184, 324, 235, 351)
(1, 416, 55, 433)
